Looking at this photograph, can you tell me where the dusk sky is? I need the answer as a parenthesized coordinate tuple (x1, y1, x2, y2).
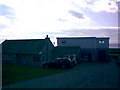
(0, 0, 119, 48)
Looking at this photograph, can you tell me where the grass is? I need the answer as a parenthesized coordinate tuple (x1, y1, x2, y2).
(3, 48, 120, 85)
(2, 65, 68, 85)
(109, 48, 120, 60)
(109, 48, 120, 55)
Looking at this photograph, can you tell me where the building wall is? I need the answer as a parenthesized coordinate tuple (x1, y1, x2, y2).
(80, 49, 97, 62)
(43, 38, 54, 62)
(57, 38, 96, 49)
(96, 38, 109, 49)
(57, 37, 109, 49)
(96, 49, 109, 62)
(57, 37, 110, 62)
(2, 53, 36, 65)
(2, 37, 54, 67)
(0, 53, 1, 64)
(51, 46, 81, 61)
(2, 40, 45, 54)
(95, 38, 109, 62)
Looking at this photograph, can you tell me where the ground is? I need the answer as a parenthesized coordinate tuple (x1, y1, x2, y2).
(2, 65, 67, 85)
(2, 61, 119, 88)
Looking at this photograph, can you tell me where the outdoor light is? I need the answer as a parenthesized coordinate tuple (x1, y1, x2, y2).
(99, 40, 104, 44)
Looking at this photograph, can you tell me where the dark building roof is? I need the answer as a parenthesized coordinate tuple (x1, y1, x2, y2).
(2, 39, 46, 54)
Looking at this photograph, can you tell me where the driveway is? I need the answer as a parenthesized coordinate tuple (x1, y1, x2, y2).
(2, 61, 119, 88)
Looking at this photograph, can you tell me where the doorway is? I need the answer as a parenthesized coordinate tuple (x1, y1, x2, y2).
(98, 50, 106, 62)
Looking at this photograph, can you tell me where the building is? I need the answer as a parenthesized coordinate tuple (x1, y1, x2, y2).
(2, 36, 110, 66)
(56, 37, 110, 62)
(51, 46, 81, 61)
(2, 35, 54, 66)
(0, 44, 2, 64)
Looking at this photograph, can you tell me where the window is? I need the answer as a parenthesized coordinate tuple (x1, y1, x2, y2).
(99, 40, 104, 44)
(5, 60, 12, 64)
(33, 56, 40, 62)
(62, 41, 66, 44)
(81, 52, 88, 58)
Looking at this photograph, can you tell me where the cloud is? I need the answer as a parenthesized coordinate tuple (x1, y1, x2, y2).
(57, 18, 67, 22)
(0, 16, 11, 28)
(0, 4, 15, 16)
(68, 10, 85, 19)
(60, 27, 118, 44)
(0, 0, 118, 47)
(0, 4, 16, 30)
(72, 0, 118, 13)
(91, 0, 118, 13)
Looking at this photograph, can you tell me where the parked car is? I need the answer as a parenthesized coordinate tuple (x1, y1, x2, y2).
(43, 57, 74, 69)
(64, 54, 81, 65)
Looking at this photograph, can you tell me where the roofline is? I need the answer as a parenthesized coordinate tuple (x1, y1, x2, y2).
(4, 39, 45, 41)
(3, 38, 54, 47)
(96, 37, 110, 39)
(56, 37, 110, 39)
(55, 46, 80, 48)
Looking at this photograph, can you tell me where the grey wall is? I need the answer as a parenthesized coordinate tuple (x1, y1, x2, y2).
(57, 38, 96, 49)
(57, 37, 110, 62)
(96, 38, 109, 49)
(51, 47, 81, 61)
(57, 37, 109, 49)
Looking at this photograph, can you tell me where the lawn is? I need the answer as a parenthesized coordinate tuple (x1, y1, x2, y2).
(2, 65, 68, 85)
(109, 48, 120, 56)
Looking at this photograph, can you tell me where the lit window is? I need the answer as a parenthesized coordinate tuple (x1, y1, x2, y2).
(99, 40, 104, 44)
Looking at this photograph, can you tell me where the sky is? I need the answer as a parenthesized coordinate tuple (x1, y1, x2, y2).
(0, 0, 119, 48)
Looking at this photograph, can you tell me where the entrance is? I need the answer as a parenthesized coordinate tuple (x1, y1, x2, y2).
(98, 50, 106, 62)
(88, 53, 91, 62)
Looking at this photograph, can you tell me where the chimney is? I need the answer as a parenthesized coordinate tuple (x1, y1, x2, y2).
(45, 35, 50, 39)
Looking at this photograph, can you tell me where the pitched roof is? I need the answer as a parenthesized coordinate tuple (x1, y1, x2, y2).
(2, 39, 46, 54)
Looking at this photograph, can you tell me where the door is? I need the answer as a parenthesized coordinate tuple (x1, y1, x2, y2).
(88, 53, 91, 62)
(98, 50, 106, 62)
